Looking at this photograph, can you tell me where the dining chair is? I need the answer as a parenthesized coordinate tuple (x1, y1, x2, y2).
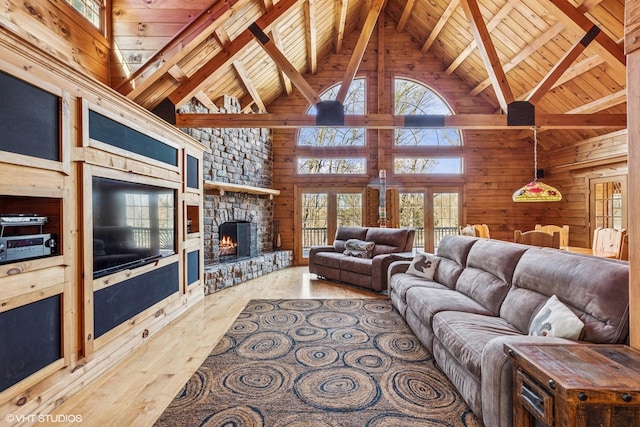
(472, 224, 491, 239)
(535, 224, 569, 247)
(514, 230, 561, 249)
(592, 227, 627, 259)
(459, 225, 478, 237)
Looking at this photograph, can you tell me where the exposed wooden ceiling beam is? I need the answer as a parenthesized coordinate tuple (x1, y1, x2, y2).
(270, 27, 293, 96)
(445, 0, 518, 75)
(544, 0, 625, 66)
(566, 90, 627, 114)
(176, 112, 626, 129)
(506, 55, 606, 110)
(249, 24, 322, 105)
(194, 91, 219, 111)
(215, 27, 232, 45)
(335, 0, 386, 104)
(396, 0, 417, 32)
(305, 0, 318, 74)
(233, 60, 267, 112)
(166, 0, 303, 107)
(334, 0, 348, 53)
(527, 26, 600, 105)
(120, 0, 242, 97)
(470, 22, 566, 96)
(460, 0, 514, 111)
(421, 0, 459, 53)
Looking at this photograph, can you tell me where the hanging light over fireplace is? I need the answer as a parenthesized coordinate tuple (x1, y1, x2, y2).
(512, 127, 562, 202)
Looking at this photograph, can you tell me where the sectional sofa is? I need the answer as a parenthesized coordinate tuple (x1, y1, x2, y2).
(308, 226, 414, 291)
(387, 235, 629, 427)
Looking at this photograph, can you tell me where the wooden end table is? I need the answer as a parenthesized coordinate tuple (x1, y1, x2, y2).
(504, 343, 640, 427)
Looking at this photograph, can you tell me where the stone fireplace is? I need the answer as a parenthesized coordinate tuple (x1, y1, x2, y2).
(179, 96, 292, 294)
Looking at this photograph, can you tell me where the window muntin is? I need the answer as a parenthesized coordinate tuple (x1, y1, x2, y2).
(394, 157, 462, 174)
(394, 78, 462, 147)
(298, 78, 365, 147)
(65, 0, 102, 29)
(298, 158, 366, 174)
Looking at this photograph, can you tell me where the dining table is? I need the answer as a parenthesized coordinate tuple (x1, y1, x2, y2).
(560, 246, 617, 258)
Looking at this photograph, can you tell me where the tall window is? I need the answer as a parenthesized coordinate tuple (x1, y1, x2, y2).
(65, 0, 102, 29)
(297, 79, 366, 174)
(394, 78, 463, 174)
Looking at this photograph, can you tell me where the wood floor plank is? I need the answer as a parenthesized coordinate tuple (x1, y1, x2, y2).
(42, 267, 385, 426)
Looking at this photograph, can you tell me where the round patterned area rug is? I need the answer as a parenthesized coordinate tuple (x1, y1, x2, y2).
(155, 299, 482, 427)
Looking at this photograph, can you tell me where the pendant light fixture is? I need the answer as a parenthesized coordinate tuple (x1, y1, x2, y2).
(512, 127, 562, 202)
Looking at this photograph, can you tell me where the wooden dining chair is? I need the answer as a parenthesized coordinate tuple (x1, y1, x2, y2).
(459, 225, 478, 237)
(472, 224, 491, 239)
(514, 230, 561, 248)
(535, 224, 569, 247)
(592, 227, 627, 259)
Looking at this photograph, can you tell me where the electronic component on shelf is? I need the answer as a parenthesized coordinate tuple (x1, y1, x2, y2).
(0, 214, 55, 263)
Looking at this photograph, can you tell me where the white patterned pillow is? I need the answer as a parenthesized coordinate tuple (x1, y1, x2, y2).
(343, 239, 375, 258)
(406, 253, 440, 280)
(529, 295, 584, 340)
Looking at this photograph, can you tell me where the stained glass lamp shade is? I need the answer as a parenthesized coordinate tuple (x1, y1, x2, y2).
(512, 128, 562, 202)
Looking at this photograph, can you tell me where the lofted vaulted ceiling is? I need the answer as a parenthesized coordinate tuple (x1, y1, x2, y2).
(111, 0, 627, 149)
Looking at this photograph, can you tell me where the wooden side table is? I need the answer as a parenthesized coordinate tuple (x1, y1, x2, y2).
(504, 343, 640, 427)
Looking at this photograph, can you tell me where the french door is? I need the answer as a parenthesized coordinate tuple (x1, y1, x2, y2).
(398, 187, 461, 253)
(589, 176, 627, 244)
(298, 188, 364, 262)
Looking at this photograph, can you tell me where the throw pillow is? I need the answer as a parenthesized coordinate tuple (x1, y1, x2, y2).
(529, 295, 584, 340)
(406, 253, 440, 280)
(343, 239, 375, 258)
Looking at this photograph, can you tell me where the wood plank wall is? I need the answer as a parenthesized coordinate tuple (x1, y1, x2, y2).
(0, 0, 110, 83)
(544, 130, 628, 248)
(270, 17, 548, 264)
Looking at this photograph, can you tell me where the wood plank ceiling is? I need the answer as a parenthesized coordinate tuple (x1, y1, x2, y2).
(111, 0, 627, 149)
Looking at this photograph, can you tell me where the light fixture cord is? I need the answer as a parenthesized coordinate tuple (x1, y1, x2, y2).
(533, 126, 538, 182)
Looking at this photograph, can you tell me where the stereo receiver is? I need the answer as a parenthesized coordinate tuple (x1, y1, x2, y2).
(0, 234, 56, 263)
(0, 214, 56, 263)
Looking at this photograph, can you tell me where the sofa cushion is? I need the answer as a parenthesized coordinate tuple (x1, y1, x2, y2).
(506, 248, 629, 343)
(432, 311, 522, 381)
(311, 251, 343, 269)
(343, 238, 375, 258)
(333, 226, 368, 252)
(389, 272, 449, 301)
(406, 253, 440, 279)
(406, 287, 493, 329)
(339, 255, 373, 275)
(453, 239, 529, 316)
(365, 227, 409, 256)
(436, 235, 477, 266)
(528, 295, 584, 339)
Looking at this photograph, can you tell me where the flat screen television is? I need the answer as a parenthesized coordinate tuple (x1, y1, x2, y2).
(92, 176, 176, 279)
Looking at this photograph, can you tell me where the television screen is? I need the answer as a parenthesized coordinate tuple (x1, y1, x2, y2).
(92, 177, 176, 278)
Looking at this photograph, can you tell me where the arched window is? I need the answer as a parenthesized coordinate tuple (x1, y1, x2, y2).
(297, 78, 366, 174)
(394, 78, 462, 174)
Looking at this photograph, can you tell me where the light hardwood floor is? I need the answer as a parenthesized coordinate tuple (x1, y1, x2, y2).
(44, 267, 385, 426)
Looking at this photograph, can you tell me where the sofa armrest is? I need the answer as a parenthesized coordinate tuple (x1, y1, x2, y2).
(481, 335, 576, 427)
(371, 253, 414, 292)
(308, 245, 337, 273)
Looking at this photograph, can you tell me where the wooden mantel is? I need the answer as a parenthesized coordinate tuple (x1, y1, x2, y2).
(204, 180, 280, 196)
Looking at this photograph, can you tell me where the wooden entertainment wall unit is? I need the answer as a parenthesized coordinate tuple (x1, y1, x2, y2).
(0, 28, 205, 418)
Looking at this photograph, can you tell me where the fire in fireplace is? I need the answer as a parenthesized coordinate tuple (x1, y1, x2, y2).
(219, 235, 237, 256)
(218, 220, 253, 260)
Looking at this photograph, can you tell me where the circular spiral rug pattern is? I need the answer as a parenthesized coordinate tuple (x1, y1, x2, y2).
(155, 299, 482, 427)
(293, 367, 380, 411)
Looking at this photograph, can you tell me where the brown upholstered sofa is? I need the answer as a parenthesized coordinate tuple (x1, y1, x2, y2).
(308, 226, 415, 291)
(388, 235, 629, 427)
